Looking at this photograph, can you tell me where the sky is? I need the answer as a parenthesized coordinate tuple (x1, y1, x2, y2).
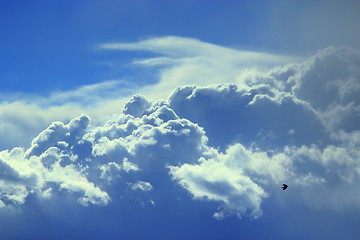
(1, 0, 360, 239)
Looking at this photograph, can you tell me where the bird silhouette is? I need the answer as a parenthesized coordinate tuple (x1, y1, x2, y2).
(282, 184, 288, 190)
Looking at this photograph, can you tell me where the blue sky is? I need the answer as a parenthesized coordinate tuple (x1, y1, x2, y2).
(1, 1, 360, 239)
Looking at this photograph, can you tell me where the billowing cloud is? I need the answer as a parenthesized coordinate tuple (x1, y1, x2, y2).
(1, 44, 359, 228)
(0, 146, 110, 207)
(241, 47, 360, 134)
(0, 80, 135, 151)
(0, 36, 297, 151)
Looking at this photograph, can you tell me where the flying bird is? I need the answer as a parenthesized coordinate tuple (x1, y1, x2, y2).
(282, 184, 288, 190)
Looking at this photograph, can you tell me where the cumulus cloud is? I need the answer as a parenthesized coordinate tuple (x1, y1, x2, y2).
(0, 146, 110, 207)
(129, 181, 153, 192)
(0, 80, 135, 151)
(242, 47, 360, 133)
(0, 36, 297, 151)
(1, 44, 359, 222)
(0, 96, 208, 209)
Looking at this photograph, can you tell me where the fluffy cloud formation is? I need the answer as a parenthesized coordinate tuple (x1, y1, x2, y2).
(0, 146, 110, 207)
(0, 36, 296, 151)
(0, 80, 135, 150)
(242, 47, 360, 133)
(167, 47, 360, 213)
(1, 47, 360, 221)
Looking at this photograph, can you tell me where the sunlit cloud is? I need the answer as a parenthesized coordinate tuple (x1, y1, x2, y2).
(1, 46, 359, 221)
(1, 37, 298, 150)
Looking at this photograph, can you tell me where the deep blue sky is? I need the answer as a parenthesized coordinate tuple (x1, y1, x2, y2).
(2, 0, 359, 94)
(1, 0, 270, 93)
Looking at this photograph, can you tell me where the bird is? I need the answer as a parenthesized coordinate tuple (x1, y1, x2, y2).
(282, 184, 288, 190)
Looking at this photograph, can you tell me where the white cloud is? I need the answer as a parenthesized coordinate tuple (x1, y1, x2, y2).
(0, 181, 29, 205)
(0, 81, 133, 151)
(129, 181, 153, 192)
(169, 141, 328, 219)
(1, 40, 359, 220)
(99, 158, 139, 182)
(0, 137, 110, 208)
(47, 162, 110, 206)
(100, 36, 299, 100)
(25, 114, 90, 157)
(122, 158, 139, 172)
(241, 47, 360, 134)
(169, 156, 268, 219)
(0, 36, 297, 151)
(99, 36, 293, 62)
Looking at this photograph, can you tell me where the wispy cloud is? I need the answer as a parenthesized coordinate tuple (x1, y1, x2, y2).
(99, 36, 293, 62)
(100, 36, 300, 99)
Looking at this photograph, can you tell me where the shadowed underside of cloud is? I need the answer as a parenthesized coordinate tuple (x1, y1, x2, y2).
(1, 43, 360, 227)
